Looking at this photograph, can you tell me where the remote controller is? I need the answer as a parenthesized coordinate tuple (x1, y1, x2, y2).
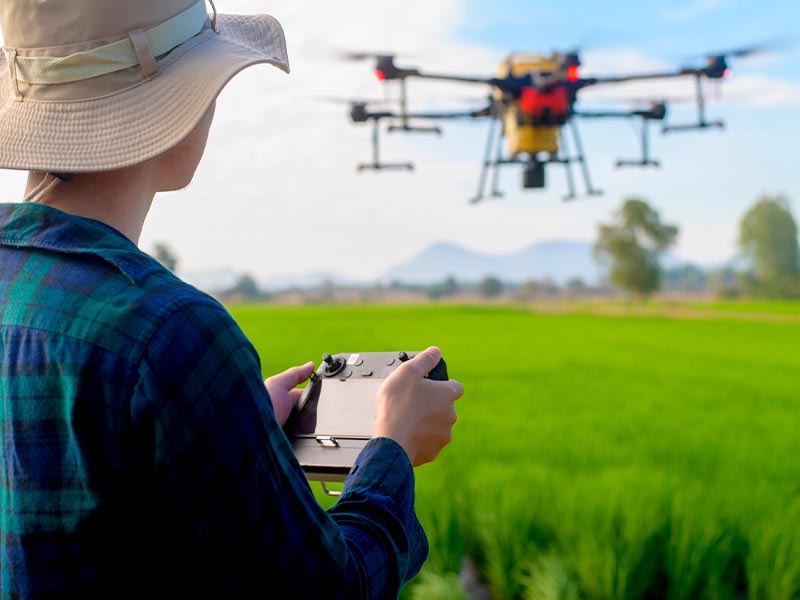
(284, 351, 448, 483)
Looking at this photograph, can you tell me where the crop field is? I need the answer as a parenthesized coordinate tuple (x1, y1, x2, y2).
(230, 302, 800, 600)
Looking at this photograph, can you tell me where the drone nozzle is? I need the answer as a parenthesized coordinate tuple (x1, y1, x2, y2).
(523, 161, 546, 189)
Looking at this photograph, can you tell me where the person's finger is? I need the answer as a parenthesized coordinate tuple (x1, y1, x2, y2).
(448, 379, 464, 399)
(270, 362, 315, 389)
(288, 388, 304, 404)
(404, 346, 442, 377)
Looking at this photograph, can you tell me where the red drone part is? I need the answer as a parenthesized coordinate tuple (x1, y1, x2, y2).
(520, 87, 570, 118)
(567, 65, 580, 82)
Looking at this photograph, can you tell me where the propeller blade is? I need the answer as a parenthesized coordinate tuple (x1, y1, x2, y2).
(685, 38, 788, 62)
(315, 96, 387, 106)
(337, 50, 401, 62)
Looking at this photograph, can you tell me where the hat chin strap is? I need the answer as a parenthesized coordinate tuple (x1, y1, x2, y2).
(23, 173, 62, 203)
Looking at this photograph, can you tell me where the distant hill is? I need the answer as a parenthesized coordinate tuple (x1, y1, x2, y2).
(183, 239, 706, 293)
(379, 240, 607, 285)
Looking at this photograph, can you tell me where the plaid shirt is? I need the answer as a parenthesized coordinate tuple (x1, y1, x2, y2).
(0, 202, 427, 599)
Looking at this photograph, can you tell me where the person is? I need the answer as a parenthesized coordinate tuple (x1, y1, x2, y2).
(0, 1, 463, 598)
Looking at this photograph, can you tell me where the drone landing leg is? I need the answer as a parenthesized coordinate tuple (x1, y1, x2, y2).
(663, 75, 724, 133)
(616, 119, 661, 168)
(568, 120, 602, 197)
(357, 118, 414, 172)
(558, 129, 578, 201)
(370, 118, 380, 168)
(489, 124, 505, 199)
(470, 116, 499, 204)
(400, 78, 409, 129)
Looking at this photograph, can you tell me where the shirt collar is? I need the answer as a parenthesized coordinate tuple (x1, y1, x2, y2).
(0, 202, 162, 285)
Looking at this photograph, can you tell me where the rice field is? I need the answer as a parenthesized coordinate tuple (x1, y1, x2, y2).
(230, 302, 800, 600)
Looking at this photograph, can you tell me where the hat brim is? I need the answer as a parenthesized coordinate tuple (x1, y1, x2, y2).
(0, 14, 289, 173)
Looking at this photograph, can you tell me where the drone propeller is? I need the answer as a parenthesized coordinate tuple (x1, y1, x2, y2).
(339, 50, 396, 62)
(686, 39, 785, 62)
(316, 96, 388, 106)
(722, 44, 770, 59)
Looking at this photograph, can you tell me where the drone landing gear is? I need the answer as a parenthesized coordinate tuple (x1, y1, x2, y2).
(470, 114, 505, 204)
(557, 121, 602, 201)
(616, 119, 661, 168)
(387, 124, 442, 135)
(357, 117, 414, 172)
(470, 118, 602, 203)
(357, 163, 414, 171)
(662, 74, 724, 133)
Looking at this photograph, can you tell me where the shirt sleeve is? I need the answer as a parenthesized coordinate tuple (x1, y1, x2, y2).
(130, 298, 428, 599)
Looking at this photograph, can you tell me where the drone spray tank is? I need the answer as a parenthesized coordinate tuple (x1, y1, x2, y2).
(496, 53, 575, 189)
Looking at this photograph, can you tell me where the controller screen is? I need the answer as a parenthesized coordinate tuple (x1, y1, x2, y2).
(292, 379, 381, 437)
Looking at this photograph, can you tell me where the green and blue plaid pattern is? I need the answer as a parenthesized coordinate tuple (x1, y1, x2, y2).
(0, 202, 427, 599)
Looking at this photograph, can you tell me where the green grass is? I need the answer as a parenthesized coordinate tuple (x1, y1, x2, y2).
(230, 303, 800, 600)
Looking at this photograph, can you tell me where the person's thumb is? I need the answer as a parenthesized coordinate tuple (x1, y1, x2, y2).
(406, 346, 442, 377)
(269, 362, 315, 388)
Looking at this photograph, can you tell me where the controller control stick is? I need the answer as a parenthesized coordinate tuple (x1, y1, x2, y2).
(322, 353, 346, 377)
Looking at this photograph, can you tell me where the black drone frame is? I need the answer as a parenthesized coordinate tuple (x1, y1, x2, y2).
(347, 50, 742, 201)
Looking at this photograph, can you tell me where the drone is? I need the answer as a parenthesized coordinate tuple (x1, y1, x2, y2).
(341, 46, 762, 203)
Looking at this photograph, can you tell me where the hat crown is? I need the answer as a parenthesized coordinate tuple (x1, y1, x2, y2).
(1, 0, 197, 49)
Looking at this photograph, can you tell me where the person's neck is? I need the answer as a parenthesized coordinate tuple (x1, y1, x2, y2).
(25, 167, 156, 244)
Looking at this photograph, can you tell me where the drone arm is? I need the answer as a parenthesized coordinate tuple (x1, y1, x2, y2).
(575, 106, 666, 121)
(580, 69, 698, 87)
(411, 71, 497, 86)
(575, 110, 646, 119)
(406, 103, 494, 121)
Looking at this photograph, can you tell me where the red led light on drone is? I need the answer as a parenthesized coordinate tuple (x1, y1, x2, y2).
(375, 69, 386, 82)
(567, 65, 580, 82)
(723, 68, 732, 79)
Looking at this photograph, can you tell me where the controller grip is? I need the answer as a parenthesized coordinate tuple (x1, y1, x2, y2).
(426, 357, 449, 381)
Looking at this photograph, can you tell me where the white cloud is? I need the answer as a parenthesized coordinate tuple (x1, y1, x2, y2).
(721, 74, 800, 107)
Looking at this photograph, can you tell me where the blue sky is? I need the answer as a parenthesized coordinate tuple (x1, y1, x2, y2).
(460, 0, 798, 78)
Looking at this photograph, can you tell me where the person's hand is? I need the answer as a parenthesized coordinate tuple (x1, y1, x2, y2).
(265, 362, 315, 426)
(373, 347, 463, 467)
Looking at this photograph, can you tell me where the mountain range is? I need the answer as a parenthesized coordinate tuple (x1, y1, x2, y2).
(182, 239, 698, 292)
(379, 240, 607, 285)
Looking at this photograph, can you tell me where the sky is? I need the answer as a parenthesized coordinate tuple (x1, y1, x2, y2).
(2, 0, 799, 283)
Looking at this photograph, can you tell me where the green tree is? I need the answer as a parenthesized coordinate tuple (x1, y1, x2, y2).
(477, 276, 503, 297)
(152, 242, 178, 272)
(426, 275, 458, 300)
(594, 198, 679, 298)
(738, 195, 800, 297)
(663, 265, 707, 292)
(226, 273, 262, 298)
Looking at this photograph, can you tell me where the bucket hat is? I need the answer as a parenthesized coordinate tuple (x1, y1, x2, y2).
(0, 0, 288, 173)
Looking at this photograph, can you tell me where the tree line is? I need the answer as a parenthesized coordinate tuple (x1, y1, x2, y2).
(595, 194, 800, 299)
(149, 194, 800, 302)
